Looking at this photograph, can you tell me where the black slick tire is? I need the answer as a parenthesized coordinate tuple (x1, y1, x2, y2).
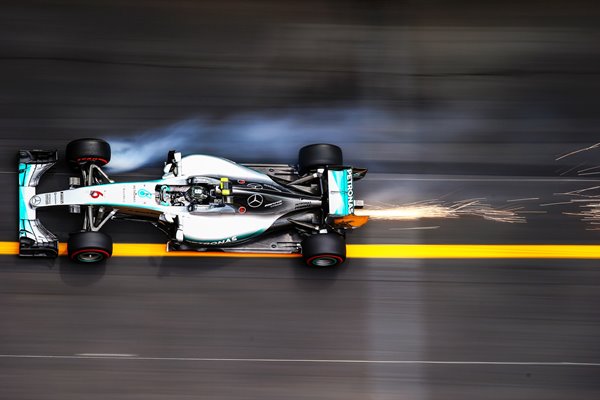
(301, 233, 346, 267)
(298, 144, 343, 174)
(68, 231, 113, 263)
(66, 138, 111, 169)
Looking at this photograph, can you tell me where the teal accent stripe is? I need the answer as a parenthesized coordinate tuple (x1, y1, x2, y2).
(18, 163, 27, 187)
(18, 164, 30, 222)
(329, 169, 350, 216)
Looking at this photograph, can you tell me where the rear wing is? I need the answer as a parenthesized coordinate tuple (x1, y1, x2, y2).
(18, 150, 59, 257)
(326, 167, 365, 217)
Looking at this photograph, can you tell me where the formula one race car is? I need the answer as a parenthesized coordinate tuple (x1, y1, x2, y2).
(18, 139, 368, 266)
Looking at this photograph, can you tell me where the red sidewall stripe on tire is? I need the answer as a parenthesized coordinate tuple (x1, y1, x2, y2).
(306, 254, 344, 266)
(76, 157, 108, 165)
(70, 248, 111, 260)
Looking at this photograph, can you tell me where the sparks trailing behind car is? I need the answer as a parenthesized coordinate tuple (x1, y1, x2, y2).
(18, 139, 368, 266)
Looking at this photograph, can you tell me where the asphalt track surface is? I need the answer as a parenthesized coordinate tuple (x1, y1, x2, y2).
(2, 1, 600, 399)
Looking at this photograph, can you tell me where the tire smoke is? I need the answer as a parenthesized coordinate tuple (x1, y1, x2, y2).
(106, 108, 394, 173)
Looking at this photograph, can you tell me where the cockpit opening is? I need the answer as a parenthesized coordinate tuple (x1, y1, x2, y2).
(156, 177, 234, 211)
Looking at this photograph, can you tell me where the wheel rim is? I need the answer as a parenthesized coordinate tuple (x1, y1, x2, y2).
(311, 256, 339, 267)
(77, 251, 104, 263)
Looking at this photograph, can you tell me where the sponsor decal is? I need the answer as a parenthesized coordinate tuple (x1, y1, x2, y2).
(247, 193, 264, 208)
(238, 179, 246, 184)
(90, 190, 103, 199)
(265, 200, 283, 208)
(30, 195, 41, 206)
(247, 183, 263, 190)
(194, 236, 238, 246)
(346, 169, 355, 214)
(238, 206, 247, 214)
(60, 192, 64, 204)
(45, 193, 51, 203)
(295, 201, 311, 209)
(137, 188, 153, 199)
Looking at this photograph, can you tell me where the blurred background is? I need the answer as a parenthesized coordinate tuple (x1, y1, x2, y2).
(2, 1, 600, 399)
(2, 0, 600, 175)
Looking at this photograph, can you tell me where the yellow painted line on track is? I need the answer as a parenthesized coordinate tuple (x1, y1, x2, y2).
(3, 241, 600, 259)
(347, 244, 600, 259)
(0, 242, 298, 258)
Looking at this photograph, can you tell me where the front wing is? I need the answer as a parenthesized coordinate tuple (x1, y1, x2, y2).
(18, 150, 59, 257)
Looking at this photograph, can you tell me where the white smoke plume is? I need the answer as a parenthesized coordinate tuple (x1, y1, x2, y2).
(106, 108, 394, 173)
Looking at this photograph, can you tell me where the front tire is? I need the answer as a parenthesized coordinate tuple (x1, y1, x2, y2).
(301, 233, 346, 267)
(68, 231, 113, 263)
(298, 144, 343, 174)
(66, 138, 111, 170)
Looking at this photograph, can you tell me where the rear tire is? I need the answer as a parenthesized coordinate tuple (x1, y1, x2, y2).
(301, 233, 346, 267)
(66, 138, 111, 170)
(298, 144, 343, 174)
(68, 231, 113, 263)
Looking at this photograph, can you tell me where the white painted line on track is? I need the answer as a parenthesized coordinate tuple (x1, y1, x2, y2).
(0, 354, 599, 366)
(389, 226, 440, 231)
(507, 197, 540, 202)
(366, 173, 600, 182)
(76, 353, 137, 357)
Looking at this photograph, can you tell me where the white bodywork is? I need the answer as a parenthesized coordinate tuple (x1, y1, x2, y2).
(163, 155, 277, 184)
(30, 154, 291, 243)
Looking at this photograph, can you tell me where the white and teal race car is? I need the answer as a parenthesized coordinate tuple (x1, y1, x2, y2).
(18, 139, 368, 266)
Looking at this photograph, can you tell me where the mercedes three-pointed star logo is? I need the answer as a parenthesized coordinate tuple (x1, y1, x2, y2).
(30, 195, 41, 207)
(247, 193, 264, 208)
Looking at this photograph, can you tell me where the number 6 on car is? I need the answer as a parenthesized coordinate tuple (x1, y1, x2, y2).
(18, 140, 368, 266)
